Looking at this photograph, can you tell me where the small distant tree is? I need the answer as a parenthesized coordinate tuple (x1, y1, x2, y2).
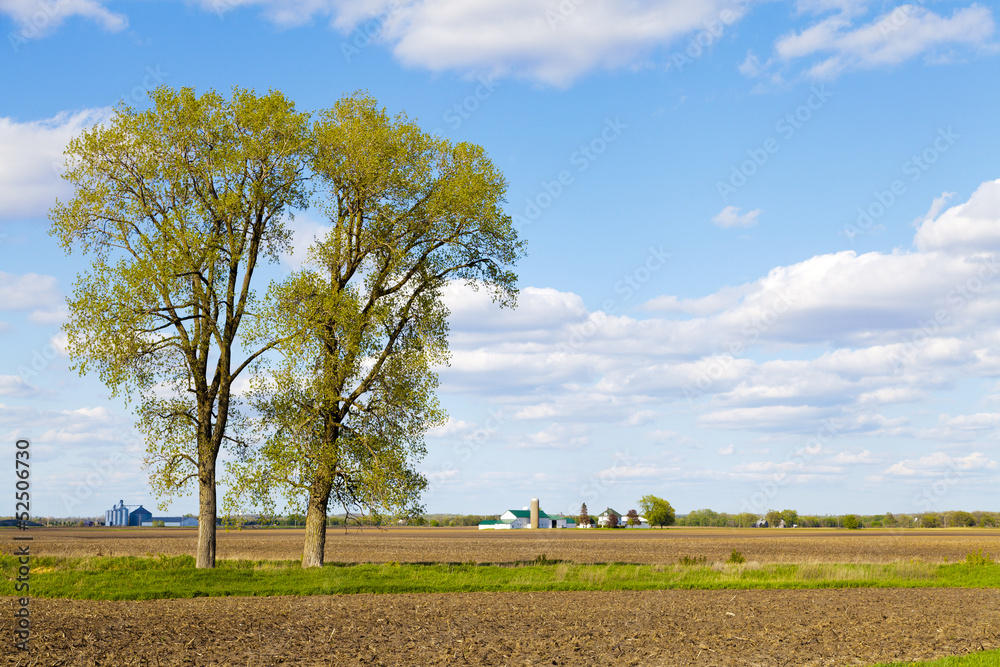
(152, 520, 166, 528)
(429, 519, 440, 527)
(579, 503, 589, 527)
(626, 509, 640, 526)
(638, 495, 676, 528)
(921, 513, 941, 528)
(765, 510, 783, 526)
(842, 514, 860, 530)
(780, 509, 798, 526)
(607, 513, 619, 528)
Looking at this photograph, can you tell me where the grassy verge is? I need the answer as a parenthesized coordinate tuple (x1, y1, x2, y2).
(870, 649, 1000, 666)
(2, 554, 1000, 601)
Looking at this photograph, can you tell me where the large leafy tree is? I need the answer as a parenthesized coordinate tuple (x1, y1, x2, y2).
(49, 87, 310, 568)
(234, 93, 524, 568)
(638, 495, 676, 528)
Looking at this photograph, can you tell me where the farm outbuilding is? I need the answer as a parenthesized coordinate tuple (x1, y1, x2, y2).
(104, 500, 197, 527)
(128, 506, 152, 526)
(140, 516, 198, 527)
(478, 499, 573, 529)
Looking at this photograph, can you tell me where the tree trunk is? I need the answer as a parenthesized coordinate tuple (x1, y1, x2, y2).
(302, 474, 333, 568)
(196, 460, 217, 569)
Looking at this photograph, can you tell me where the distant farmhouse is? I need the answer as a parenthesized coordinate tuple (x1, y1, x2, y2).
(597, 507, 649, 528)
(478, 498, 577, 530)
(105, 500, 198, 527)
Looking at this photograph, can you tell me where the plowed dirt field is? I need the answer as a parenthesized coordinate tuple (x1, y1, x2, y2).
(15, 526, 1000, 564)
(4, 588, 999, 666)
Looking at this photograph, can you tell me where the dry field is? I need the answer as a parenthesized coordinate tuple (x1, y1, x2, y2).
(5, 527, 1000, 666)
(3, 588, 1000, 666)
(9, 525, 1000, 564)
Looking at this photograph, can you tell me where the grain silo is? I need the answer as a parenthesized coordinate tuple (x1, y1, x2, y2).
(530, 498, 539, 529)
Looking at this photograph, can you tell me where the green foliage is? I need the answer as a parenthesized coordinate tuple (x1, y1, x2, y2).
(780, 509, 798, 526)
(765, 510, 783, 526)
(965, 549, 994, 566)
(429, 520, 440, 527)
(685, 508, 725, 527)
(49, 86, 312, 567)
(951, 511, 976, 527)
(5, 555, 1000, 601)
(727, 549, 746, 564)
(578, 503, 589, 527)
(638, 495, 675, 527)
(922, 513, 941, 528)
(871, 648, 1000, 666)
(678, 555, 707, 566)
(842, 514, 860, 530)
(625, 509, 640, 526)
(227, 93, 523, 566)
(152, 520, 165, 528)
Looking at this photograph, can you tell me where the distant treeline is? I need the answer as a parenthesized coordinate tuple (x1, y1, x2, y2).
(676, 509, 1000, 528)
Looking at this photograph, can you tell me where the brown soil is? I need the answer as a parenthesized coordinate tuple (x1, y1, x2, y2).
(4, 588, 999, 666)
(9, 526, 1000, 564)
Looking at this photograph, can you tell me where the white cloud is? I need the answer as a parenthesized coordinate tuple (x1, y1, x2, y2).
(0, 108, 111, 220)
(0, 0, 127, 36)
(913, 179, 1000, 254)
(718, 444, 735, 455)
(427, 418, 477, 438)
(747, 3, 996, 81)
(190, 0, 751, 85)
(431, 180, 1000, 441)
(882, 451, 998, 478)
(279, 211, 332, 270)
(828, 449, 876, 464)
(0, 272, 67, 324)
(509, 423, 588, 450)
(623, 410, 656, 427)
(712, 205, 761, 228)
(0, 375, 36, 397)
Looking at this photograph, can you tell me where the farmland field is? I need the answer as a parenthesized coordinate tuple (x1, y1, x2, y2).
(3, 526, 1000, 666)
(13, 525, 1000, 563)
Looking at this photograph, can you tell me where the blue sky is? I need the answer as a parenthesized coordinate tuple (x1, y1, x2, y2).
(2, 0, 999, 520)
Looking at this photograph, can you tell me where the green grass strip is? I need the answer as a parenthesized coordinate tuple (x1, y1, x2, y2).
(869, 648, 1000, 666)
(3, 555, 1000, 601)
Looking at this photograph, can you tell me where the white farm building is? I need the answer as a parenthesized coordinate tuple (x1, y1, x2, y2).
(478, 498, 577, 529)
